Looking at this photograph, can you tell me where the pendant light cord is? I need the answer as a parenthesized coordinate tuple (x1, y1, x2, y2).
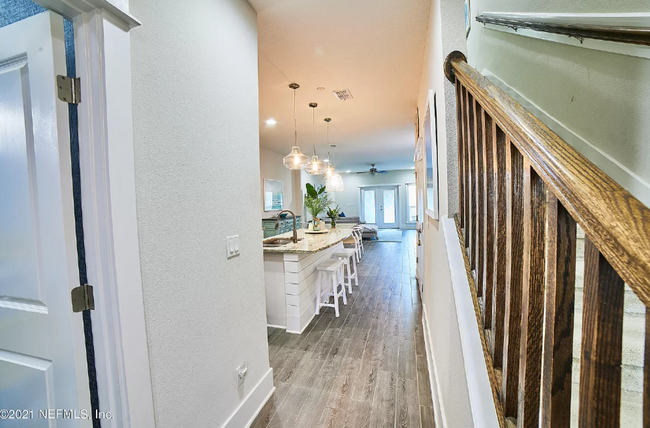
(293, 88, 297, 146)
(312, 107, 316, 155)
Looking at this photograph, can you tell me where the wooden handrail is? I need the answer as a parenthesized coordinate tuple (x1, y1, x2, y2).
(445, 51, 650, 427)
(445, 53, 650, 308)
(475, 14, 650, 47)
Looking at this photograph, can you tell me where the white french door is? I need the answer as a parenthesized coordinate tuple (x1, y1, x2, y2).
(361, 186, 399, 228)
(0, 12, 92, 425)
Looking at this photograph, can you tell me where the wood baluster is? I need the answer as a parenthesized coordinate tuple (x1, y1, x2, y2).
(643, 308, 650, 427)
(517, 167, 547, 428)
(483, 111, 494, 329)
(491, 124, 507, 367)
(502, 140, 525, 418)
(475, 101, 485, 301)
(463, 87, 471, 249)
(578, 238, 625, 427)
(468, 93, 477, 273)
(457, 80, 465, 231)
(541, 195, 576, 428)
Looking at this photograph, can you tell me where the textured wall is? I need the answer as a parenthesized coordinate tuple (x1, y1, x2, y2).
(416, 0, 474, 425)
(467, 0, 650, 192)
(129, 0, 270, 427)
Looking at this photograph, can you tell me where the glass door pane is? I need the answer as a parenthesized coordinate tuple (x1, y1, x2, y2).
(363, 189, 376, 223)
(383, 189, 396, 224)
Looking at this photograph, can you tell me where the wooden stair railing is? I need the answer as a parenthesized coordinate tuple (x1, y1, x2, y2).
(443, 51, 650, 428)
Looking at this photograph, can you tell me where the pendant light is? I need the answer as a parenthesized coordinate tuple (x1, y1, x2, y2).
(324, 118, 345, 192)
(283, 83, 309, 170)
(305, 102, 326, 175)
(323, 119, 338, 178)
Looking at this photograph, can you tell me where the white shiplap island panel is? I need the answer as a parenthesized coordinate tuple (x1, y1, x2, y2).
(263, 228, 352, 334)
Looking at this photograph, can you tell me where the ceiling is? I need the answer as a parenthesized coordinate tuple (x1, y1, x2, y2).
(250, 0, 431, 172)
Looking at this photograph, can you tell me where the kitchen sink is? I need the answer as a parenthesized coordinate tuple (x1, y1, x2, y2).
(263, 237, 302, 247)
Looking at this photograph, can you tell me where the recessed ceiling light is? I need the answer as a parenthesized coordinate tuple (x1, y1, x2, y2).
(266, 119, 277, 125)
(411, 166, 415, 169)
(346, 170, 351, 173)
(317, 87, 325, 91)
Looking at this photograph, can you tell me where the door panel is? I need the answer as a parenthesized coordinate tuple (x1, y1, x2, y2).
(0, 12, 91, 425)
(362, 189, 376, 224)
(361, 186, 399, 228)
(381, 187, 397, 227)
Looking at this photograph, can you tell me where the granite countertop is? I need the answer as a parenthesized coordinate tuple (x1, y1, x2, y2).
(262, 228, 353, 254)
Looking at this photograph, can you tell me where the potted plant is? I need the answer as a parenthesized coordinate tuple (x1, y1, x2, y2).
(304, 183, 331, 231)
(327, 205, 341, 228)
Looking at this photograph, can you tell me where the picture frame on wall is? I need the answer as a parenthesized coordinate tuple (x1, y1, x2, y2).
(465, 0, 471, 37)
(263, 179, 284, 211)
(424, 89, 439, 220)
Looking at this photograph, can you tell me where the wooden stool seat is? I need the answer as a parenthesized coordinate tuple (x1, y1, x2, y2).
(333, 249, 359, 293)
(316, 258, 346, 317)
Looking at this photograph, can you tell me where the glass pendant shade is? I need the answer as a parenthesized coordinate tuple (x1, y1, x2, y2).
(324, 163, 338, 178)
(305, 155, 326, 175)
(326, 173, 344, 192)
(283, 83, 309, 170)
(283, 146, 309, 170)
(305, 102, 324, 175)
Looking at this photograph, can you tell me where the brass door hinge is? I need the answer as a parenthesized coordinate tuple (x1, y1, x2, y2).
(57, 75, 81, 104)
(71, 284, 94, 312)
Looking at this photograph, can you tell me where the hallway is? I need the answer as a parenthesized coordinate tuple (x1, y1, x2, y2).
(252, 230, 435, 428)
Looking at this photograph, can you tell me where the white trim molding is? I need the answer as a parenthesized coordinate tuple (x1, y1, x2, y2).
(221, 368, 275, 428)
(422, 303, 448, 428)
(70, 4, 154, 428)
(442, 216, 499, 428)
(35, 0, 140, 28)
(478, 12, 650, 60)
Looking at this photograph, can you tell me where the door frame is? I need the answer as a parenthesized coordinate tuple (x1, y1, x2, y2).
(359, 184, 401, 228)
(31, 1, 154, 427)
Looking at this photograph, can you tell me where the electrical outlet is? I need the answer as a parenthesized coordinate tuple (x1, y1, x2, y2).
(235, 362, 248, 387)
(226, 235, 240, 258)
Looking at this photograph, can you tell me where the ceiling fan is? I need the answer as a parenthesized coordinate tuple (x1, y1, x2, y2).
(357, 164, 388, 177)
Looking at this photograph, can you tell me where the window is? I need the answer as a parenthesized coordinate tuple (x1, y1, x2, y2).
(407, 183, 417, 222)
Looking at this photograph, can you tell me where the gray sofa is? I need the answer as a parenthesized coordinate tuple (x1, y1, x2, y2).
(319, 216, 378, 240)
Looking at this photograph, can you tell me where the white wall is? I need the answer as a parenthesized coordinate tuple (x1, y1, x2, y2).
(466, 0, 650, 201)
(130, 1, 271, 427)
(332, 170, 417, 229)
(259, 147, 297, 218)
(416, 0, 476, 426)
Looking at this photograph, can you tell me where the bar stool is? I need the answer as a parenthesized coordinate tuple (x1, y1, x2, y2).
(333, 248, 358, 294)
(353, 226, 365, 257)
(316, 258, 347, 317)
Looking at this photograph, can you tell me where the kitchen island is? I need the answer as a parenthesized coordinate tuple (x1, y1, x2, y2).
(263, 227, 353, 333)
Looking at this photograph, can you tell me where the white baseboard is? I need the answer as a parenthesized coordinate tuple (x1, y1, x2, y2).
(442, 217, 499, 428)
(422, 303, 448, 428)
(220, 367, 274, 428)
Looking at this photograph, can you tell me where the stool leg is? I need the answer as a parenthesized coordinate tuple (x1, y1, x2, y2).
(331, 273, 339, 317)
(351, 255, 359, 287)
(340, 266, 347, 305)
(316, 270, 322, 315)
(342, 258, 352, 294)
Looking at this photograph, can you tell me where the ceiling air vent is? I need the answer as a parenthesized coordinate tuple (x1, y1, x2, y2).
(333, 89, 353, 101)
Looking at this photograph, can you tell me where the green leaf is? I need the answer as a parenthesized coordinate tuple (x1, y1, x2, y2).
(318, 186, 326, 195)
(306, 183, 317, 198)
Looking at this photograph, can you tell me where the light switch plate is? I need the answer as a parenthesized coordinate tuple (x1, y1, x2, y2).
(226, 235, 240, 258)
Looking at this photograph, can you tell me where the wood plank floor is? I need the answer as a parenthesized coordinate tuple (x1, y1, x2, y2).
(252, 230, 434, 428)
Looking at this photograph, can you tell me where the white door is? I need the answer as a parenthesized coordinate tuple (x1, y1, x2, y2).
(0, 12, 92, 426)
(361, 186, 399, 228)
